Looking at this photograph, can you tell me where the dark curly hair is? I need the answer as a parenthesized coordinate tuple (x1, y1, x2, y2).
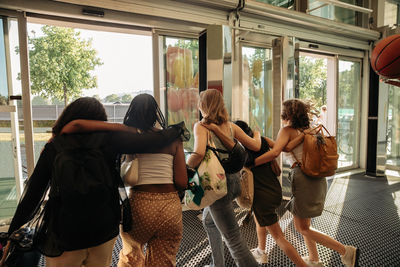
(52, 97, 107, 136)
(281, 99, 310, 130)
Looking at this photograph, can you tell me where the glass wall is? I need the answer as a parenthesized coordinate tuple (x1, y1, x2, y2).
(162, 37, 199, 150)
(299, 54, 327, 124)
(0, 18, 18, 220)
(385, 0, 400, 26)
(26, 23, 153, 159)
(308, 0, 363, 26)
(0, 18, 8, 105)
(337, 59, 361, 168)
(0, 113, 18, 220)
(242, 46, 273, 137)
(387, 83, 400, 168)
(253, 0, 295, 9)
(299, 53, 360, 169)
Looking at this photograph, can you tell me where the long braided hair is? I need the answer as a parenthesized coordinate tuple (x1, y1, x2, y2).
(123, 93, 166, 131)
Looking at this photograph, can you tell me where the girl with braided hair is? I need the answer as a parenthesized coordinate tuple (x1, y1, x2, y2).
(61, 94, 189, 266)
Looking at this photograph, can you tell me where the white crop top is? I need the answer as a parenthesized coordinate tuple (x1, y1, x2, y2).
(283, 143, 303, 168)
(135, 153, 174, 185)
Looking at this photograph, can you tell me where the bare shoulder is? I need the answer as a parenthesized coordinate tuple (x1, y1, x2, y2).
(280, 126, 294, 134)
(194, 122, 207, 133)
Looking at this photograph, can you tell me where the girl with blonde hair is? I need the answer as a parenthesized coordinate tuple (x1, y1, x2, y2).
(187, 89, 261, 267)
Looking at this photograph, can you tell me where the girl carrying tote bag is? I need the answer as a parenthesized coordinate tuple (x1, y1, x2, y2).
(184, 131, 227, 210)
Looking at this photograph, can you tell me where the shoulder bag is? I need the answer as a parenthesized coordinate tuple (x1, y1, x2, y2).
(184, 131, 227, 210)
(120, 154, 139, 186)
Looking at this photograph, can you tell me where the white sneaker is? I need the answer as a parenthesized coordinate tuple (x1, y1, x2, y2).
(251, 248, 268, 264)
(302, 256, 323, 267)
(341, 245, 360, 267)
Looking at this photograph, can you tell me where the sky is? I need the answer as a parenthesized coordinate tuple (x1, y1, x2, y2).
(10, 22, 154, 99)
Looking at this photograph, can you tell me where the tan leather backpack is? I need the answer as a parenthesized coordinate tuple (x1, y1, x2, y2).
(294, 125, 339, 178)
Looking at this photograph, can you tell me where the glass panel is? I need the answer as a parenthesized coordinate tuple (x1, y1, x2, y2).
(299, 54, 327, 122)
(0, 113, 18, 220)
(337, 59, 360, 168)
(384, 1, 400, 26)
(0, 18, 18, 221)
(308, 0, 361, 26)
(163, 37, 199, 150)
(387, 83, 400, 167)
(242, 47, 273, 137)
(253, 0, 295, 9)
(0, 19, 9, 105)
(26, 23, 153, 159)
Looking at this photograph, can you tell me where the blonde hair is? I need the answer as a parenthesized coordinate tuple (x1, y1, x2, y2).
(199, 89, 229, 125)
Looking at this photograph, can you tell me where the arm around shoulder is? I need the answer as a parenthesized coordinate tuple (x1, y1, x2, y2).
(283, 131, 304, 152)
(232, 123, 261, 151)
(61, 119, 137, 134)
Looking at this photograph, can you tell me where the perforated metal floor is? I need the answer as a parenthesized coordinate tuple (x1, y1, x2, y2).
(39, 173, 400, 266)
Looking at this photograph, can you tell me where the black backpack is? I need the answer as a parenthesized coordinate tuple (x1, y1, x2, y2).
(47, 133, 121, 252)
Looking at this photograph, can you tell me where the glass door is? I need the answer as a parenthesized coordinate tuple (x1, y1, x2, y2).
(241, 46, 273, 138)
(337, 58, 361, 169)
(159, 36, 199, 151)
(298, 52, 336, 134)
(386, 83, 400, 169)
(0, 15, 23, 221)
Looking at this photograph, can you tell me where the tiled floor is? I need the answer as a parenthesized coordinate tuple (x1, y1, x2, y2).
(32, 171, 400, 266)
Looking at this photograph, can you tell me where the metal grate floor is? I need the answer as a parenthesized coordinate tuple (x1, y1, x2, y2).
(39, 173, 400, 266)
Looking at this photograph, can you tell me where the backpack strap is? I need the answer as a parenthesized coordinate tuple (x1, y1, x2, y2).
(290, 151, 301, 167)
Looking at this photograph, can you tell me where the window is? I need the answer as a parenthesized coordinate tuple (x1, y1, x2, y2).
(387, 84, 400, 168)
(253, 0, 295, 9)
(161, 37, 199, 150)
(337, 59, 361, 168)
(0, 19, 8, 106)
(242, 46, 273, 137)
(26, 22, 153, 161)
(308, 0, 366, 26)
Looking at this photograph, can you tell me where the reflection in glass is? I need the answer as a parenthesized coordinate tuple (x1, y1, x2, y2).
(0, 19, 9, 105)
(387, 84, 400, 167)
(242, 47, 273, 137)
(337, 60, 360, 168)
(254, 0, 295, 9)
(308, 0, 361, 26)
(163, 37, 199, 150)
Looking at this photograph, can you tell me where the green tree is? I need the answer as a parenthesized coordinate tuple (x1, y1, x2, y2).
(104, 94, 120, 103)
(23, 26, 102, 106)
(299, 56, 327, 109)
(121, 94, 133, 103)
(0, 95, 7, 105)
(338, 64, 356, 108)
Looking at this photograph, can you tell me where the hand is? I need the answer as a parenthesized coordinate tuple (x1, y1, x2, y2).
(200, 121, 217, 131)
(303, 127, 318, 135)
